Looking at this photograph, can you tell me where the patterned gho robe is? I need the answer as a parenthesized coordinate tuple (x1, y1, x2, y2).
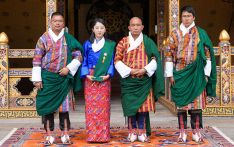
(115, 34, 164, 135)
(164, 26, 216, 110)
(115, 37, 155, 112)
(32, 31, 83, 115)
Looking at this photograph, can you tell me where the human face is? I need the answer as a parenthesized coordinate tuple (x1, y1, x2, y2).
(181, 11, 195, 28)
(128, 17, 144, 39)
(92, 22, 106, 40)
(50, 15, 65, 33)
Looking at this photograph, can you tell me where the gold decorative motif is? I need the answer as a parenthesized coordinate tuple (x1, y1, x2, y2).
(16, 98, 34, 106)
(9, 78, 21, 97)
(9, 68, 32, 77)
(0, 110, 39, 118)
(102, 53, 107, 63)
(46, 0, 57, 30)
(203, 107, 234, 116)
(0, 35, 8, 109)
(169, 0, 180, 32)
(219, 30, 230, 42)
(8, 49, 34, 58)
(220, 42, 231, 105)
(163, 37, 170, 47)
(0, 32, 9, 45)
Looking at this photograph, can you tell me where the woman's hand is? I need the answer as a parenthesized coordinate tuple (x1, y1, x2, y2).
(86, 75, 94, 81)
(100, 75, 110, 81)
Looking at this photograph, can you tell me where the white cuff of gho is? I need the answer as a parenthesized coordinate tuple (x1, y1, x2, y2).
(66, 59, 81, 76)
(32, 66, 42, 82)
(164, 62, 173, 77)
(115, 61, 131, 78)
(144, 59, 157, 77)
(204, 60, 211, 77)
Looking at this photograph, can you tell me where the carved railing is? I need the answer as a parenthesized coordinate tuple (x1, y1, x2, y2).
(0, 0, 57, 118)
(203, 30, 234, 116)
(0, 32, 37, 118)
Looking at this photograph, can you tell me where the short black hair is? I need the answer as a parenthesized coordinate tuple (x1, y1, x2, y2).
(51, 12, 64, 19)
(181, 5, 195, 17)
(89, 18, 108, 43)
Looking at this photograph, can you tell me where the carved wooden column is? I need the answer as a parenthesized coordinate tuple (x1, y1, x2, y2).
(157, 0, 166, 51)
(168, 0, 179, 32)
(46, 0, 57, 30)
(159, 0, 180, 114)
(219, 30, 231, 105)
(0, 32, 9, 109)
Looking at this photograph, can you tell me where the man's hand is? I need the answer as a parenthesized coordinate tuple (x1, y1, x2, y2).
(130, 69, 139, 75)
(34, 81, 43, 90)
(100, 74, 110, 81)
(59, 67, 70, 76)
(86, 75, 94, 81)
(169, 77, 175, 85)
(135, 68, 146, 77)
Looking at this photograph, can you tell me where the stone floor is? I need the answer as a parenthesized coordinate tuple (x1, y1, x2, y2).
(0, 98, 234, 145)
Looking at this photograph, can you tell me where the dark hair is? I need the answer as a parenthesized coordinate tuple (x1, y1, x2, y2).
(89, 18, 108, 43)
(51, 12, 64, 19)
(180, 5, 195, 17)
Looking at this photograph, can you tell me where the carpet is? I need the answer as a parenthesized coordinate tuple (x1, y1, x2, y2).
(0, 127, 233, 147)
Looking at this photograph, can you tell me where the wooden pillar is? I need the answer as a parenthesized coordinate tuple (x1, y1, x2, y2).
(203, 30, 234, 116)
(157, 0, 166, 51)
(159, 0, 179, 114)
(168, 0, 179, 33)
(46, 0, 57, 30)
(149, 0, 156, 37)
(0, 32, 9, 109)
(219, 30, 231, 105)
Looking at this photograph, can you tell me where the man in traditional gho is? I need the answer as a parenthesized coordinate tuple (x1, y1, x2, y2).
(115, 17, 164, 142)
(32, 12, 83, 145)
(164, 5, 216, 143)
